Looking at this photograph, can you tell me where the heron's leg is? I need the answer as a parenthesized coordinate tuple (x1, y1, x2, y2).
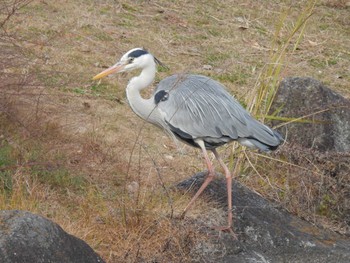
(180, 140, 215, 218)
(212, 149, 234, 233)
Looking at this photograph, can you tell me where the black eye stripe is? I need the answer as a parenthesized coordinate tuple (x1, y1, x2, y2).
(128, 49, 148, 59)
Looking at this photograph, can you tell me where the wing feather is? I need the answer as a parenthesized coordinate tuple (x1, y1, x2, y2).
(154, 74, 280, 149)
(156, 74, 245, 137)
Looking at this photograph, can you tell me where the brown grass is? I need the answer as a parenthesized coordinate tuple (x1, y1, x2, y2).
(1, 0, 349, 262)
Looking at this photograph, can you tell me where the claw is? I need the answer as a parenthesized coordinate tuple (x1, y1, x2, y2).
(212, 225, 237, 239)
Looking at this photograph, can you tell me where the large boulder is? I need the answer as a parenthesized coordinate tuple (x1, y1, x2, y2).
(271, 77, 350, 152)
(0, 210, 104, 263)
(177, 172, 350, 263)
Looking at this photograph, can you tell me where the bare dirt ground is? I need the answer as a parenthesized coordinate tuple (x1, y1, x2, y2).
(1, 0, 349, 262)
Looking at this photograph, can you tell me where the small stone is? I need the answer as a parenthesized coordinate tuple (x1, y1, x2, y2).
(127, 181, 139, 197)
(203, 64, 213, 70)
(165, 154, 174, 160)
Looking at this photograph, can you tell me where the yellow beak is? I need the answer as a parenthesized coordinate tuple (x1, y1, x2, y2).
(92, 63, 126, 80)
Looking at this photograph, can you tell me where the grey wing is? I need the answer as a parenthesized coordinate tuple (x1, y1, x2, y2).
(154, 74, 281, 150)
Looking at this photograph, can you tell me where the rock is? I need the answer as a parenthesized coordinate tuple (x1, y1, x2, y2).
(0, 210, 104, 263)
(271, 77, 350, 152)
(277, 145, 350, 225)
(177, 172, 350, 263)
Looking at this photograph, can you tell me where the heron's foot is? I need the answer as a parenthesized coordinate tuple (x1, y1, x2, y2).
(211, 225, 237, 239)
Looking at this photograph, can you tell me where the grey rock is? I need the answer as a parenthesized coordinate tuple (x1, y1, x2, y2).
(177, 172, 350, 263)
(0, 210, 104, 263)
(271, 77, 350, 152)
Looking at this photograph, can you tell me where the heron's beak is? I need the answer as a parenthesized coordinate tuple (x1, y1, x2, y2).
(92, 62, 126, 80)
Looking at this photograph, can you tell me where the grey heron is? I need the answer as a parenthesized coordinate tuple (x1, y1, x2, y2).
(93, 47, 282, 233)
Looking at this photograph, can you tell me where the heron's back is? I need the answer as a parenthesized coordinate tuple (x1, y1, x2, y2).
(154, 74, 282, 151)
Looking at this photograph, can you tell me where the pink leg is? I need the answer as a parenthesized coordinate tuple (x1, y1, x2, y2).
(212, 149, 236, 236)
(180, 140, 215, 218)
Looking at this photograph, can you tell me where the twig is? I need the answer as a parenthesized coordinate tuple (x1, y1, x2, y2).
(140, 144, 174, 219)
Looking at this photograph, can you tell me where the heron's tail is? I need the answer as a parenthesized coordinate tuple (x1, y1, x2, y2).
(238, 126, 283, 152)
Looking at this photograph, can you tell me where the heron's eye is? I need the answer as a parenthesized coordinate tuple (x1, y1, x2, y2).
(128, 57, 134, 64)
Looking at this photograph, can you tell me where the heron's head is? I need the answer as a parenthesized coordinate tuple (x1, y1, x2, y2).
(93, 48, 163, 80)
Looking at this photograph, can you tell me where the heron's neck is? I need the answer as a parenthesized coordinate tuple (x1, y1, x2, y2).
(126, 64, 157, 122)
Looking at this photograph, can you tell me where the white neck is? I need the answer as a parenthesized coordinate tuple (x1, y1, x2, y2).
(126, 63, 159, 124)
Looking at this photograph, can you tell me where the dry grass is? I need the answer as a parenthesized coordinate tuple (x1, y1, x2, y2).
(1, 0, 350, 262)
